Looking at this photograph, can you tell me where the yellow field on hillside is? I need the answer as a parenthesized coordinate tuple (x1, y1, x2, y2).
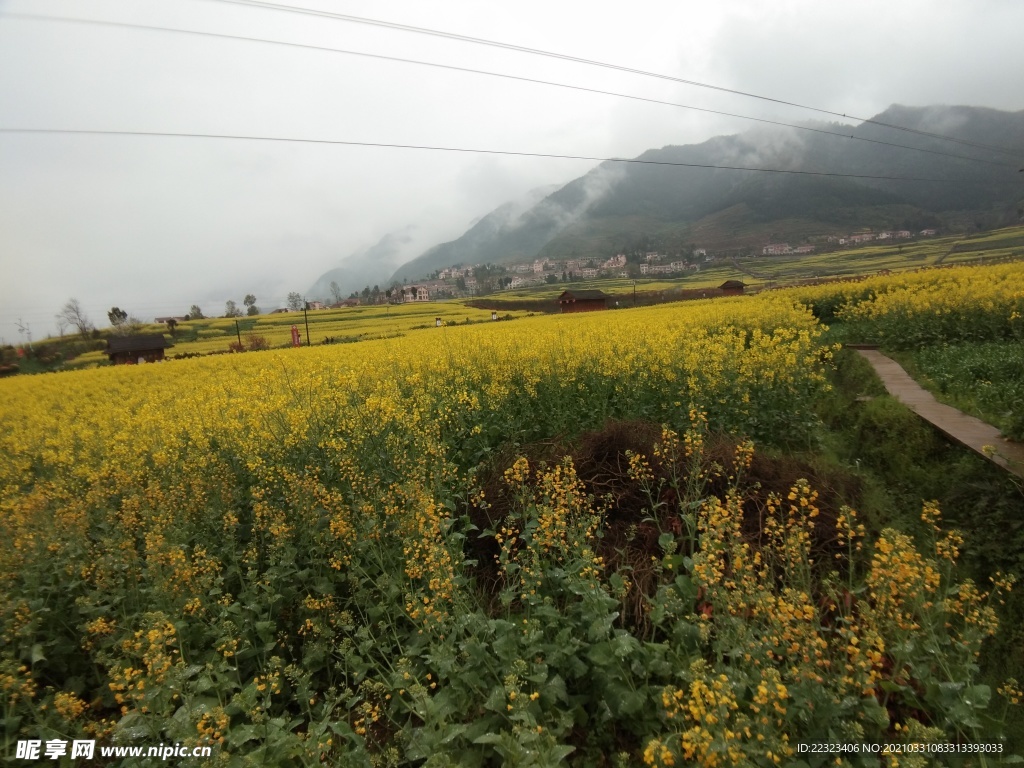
(71, 301, 530, 364)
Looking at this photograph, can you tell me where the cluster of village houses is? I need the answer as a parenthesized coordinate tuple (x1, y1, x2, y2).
(389, 228, 940, 302)
(273, 252, 697, 307)
(184, 228, 944, 313)
(411, 228, 940, 302)
(430, 252, 704, 296)
(760, 228, 938, 256)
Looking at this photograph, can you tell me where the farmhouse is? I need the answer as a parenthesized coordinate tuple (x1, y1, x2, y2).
(642, 262, 689, 275)
(401, 285, 430, 302)
(510, 275, 542, 289)
(558, 289, 609, 313)
(105, 334, 169, 365)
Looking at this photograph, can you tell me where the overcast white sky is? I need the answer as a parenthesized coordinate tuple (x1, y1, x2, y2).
(2, 0, 1023, 343)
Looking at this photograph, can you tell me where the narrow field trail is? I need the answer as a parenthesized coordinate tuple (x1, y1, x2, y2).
(855, 348, 1024, 479)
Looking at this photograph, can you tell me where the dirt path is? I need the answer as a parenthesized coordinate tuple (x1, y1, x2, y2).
(855, 348, 1024, 479)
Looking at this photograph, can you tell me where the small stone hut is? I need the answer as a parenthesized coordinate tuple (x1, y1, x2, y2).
(558, 289, 609, 313)
(719, 280, 747, 296)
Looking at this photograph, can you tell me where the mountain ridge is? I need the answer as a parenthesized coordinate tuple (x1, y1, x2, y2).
(390, 105, 1023, 279)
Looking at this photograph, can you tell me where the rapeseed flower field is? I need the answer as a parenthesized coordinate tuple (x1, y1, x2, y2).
(68, 301, 526, 365)
(785, 261, 1024, 347)
(1, 279, 1019, 765)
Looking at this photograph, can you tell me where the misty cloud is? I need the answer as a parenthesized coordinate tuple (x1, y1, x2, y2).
(709, 125, 808, 170)
(518, 162, 627, 235)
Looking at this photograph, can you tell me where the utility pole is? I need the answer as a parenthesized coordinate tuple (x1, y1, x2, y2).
(235, 320, 242, 347)
(303, 299, 311, 346)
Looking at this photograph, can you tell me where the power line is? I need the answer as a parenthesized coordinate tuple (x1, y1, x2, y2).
(1, 12, 1013, 169)
(204, 0, 1024, 161)
(0, 127, 1002, 183)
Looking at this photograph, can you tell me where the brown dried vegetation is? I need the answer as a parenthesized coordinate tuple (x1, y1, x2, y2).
(467, 419, 862, 630)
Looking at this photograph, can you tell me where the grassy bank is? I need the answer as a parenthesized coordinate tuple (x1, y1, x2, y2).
(818, 348, 1024, 750)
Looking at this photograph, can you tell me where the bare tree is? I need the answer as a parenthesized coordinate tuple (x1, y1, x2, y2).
(329, 281, 343, 304)
(224, 300, 243, 318)
(54, 314, 69, 338)
(287, 292, 303, 312)
(58, 298, 93, 338)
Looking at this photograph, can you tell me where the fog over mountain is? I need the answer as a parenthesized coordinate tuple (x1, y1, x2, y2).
(307, 226, 419, 303)
(309, 185, 560, 298)
(387, 105, 1024, 279)
(390, 182, 589, 283)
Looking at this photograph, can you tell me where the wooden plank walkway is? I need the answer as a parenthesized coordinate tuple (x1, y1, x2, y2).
(856, 349, 1024, 479)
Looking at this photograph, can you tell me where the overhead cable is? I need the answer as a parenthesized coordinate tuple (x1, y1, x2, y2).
(203, 0, 1024, 160)
(1, 12, 1014, 169)
(1, 128, 1008, 184)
